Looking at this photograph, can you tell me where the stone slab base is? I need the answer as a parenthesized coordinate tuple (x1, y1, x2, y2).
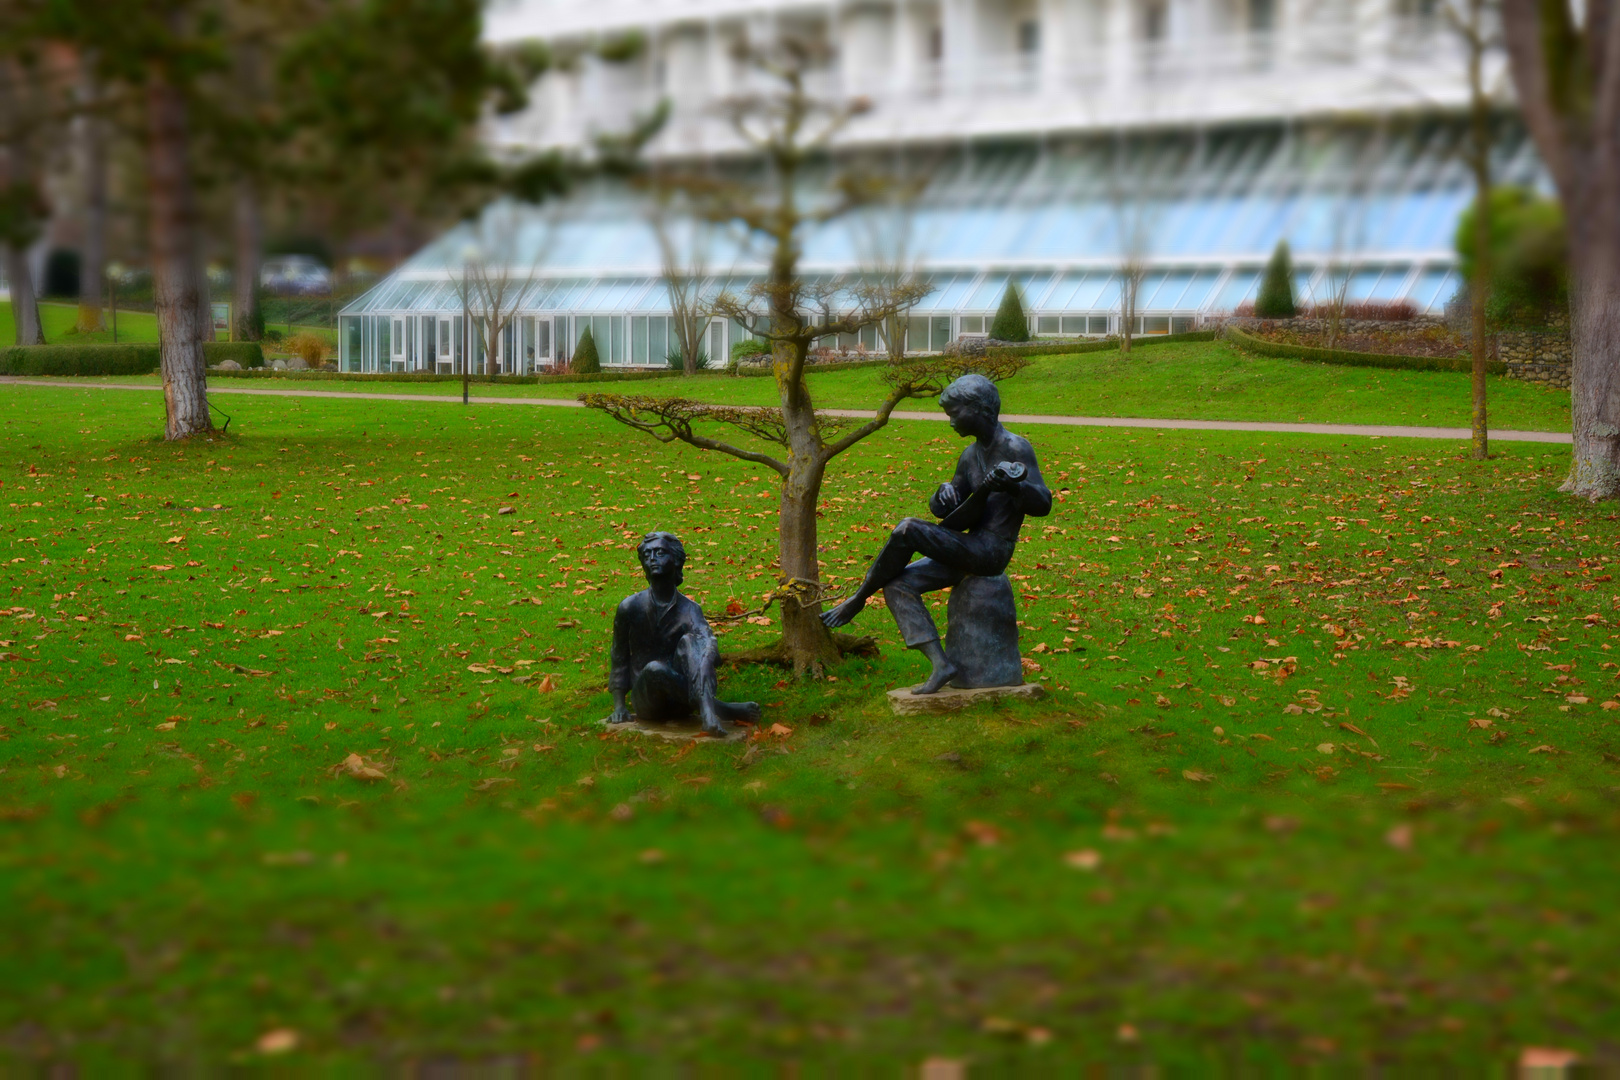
(598, 717, 747, 743)
(887, 682, 1045, 716)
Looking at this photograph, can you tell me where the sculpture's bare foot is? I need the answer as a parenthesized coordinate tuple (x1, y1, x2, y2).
(820, 595, 866, 629)
(607, 709, 635, 725)
(716, 700, 762, 724)
(912, 660, 959, 696)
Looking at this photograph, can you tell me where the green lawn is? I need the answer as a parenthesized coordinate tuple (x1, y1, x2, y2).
(66, 340, 1573, 433)
(1, 300, 326, 349)
(1, 300, 161, 345)
(1, 380, 1614, 1068)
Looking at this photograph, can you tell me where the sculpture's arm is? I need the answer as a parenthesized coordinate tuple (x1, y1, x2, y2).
(1011, 444, 1054, 518)
(928, 453, 972, 518)
(607, 607, 634, 722)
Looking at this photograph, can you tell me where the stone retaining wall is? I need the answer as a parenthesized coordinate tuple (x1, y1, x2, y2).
(1496, 330, 1572, 388)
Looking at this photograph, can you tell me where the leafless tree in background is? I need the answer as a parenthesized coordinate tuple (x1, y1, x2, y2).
(1106, 138, 1155, 354)
(1444, 0, 1502, 460)
(650, 191, 713, 373)
(464, 202, 549, 376)
(74, 56, 108, 333)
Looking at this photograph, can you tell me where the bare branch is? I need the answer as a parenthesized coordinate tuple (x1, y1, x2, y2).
(580, 393, 793, 474)
(821, 353, 1030, 462)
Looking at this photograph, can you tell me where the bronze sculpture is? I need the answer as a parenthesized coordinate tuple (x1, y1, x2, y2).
(607, 532, 761, 736)
(822, 374, 1052, 693)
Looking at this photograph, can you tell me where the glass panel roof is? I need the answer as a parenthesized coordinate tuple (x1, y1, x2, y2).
(344, 120, 1540, 320)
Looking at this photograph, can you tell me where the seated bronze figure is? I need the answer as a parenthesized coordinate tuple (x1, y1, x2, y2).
(821, 374, 1053, 693)
(607, 532, 761, 737)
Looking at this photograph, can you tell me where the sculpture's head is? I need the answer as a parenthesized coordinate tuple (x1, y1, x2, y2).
(938, 374, 1000, 438)
(637, 531, 686, 588)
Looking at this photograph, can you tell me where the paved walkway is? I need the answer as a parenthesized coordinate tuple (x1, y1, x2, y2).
(1, 377, 1572, 444)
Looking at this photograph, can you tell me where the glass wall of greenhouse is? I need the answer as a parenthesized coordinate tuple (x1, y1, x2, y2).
(340, 119, 1543, 373)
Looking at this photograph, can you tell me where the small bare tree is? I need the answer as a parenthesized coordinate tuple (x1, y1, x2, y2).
(1106, 138, 1155, 354)
(851, 172, 930, 362)
(649, 191, 712, 373)
(462, 202, 549, 376)
(1308, 125, 1382, 350)
(584, 37, 1023, 673)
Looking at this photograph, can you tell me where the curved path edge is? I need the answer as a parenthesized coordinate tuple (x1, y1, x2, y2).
(0, 377, 1572, 444)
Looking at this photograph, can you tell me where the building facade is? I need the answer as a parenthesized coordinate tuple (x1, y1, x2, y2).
(340, 0, 1529, 372)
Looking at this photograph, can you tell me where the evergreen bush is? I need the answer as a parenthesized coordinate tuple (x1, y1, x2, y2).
(1254, 241, 1296, 318)
(989, 282, 1030, 342)
(1455, 186, 1569, 330)
(572, 327, 601, 373)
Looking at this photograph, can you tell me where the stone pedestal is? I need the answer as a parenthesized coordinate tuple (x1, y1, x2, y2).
(598, 717, 746, 743)
(944, 573, 1023, 689)
(888, 682, 1045, 715)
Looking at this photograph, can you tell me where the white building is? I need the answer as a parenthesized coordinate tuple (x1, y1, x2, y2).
(340, 0, 1533, 372)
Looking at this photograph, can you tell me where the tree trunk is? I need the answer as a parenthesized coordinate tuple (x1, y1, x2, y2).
(76, 75, 107, 334)
(3, 240, 44, 345)
(775, 448, 840, 673)
(1468, 173, 1490, 460)
(232, 175, 262, 340)
(1561, 240, 1620, 499)
(1464, 0, 1489, 460)
(146, 66, 212, 439)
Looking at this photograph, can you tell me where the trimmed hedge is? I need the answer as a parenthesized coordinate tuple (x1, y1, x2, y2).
(986, 329, 1218, 360)
(0, 341, 264, 377)
(1223, 324, 1502, 375)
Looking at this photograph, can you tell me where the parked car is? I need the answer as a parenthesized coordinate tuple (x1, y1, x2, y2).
(260, 255, 332, 296)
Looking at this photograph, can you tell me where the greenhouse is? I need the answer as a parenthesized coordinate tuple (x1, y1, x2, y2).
(338, 119, 1543, 373)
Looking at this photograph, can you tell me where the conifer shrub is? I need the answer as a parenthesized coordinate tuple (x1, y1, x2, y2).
(572, 327, 601, 373)
(989, 282, 1030, 342)
(1254, 240, 1297, 318)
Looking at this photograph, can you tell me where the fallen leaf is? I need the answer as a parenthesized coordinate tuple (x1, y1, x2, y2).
(1528, 745, 1557, 754)
(767, 723, 793, 738)
(963, 820, 1002, 846)
(1468, 717, 1493, 730)
(1317, 743, 1335, 754)
(256, 1028, 299, 1054)
(1182, 769, 1214, 782)
(471, 777, 514, 791)
(1064, 849, 1102, 870)
(536, 674, 556, 692)
(1385, 823, 1414, 851)
(155, 721, 177, 732)
(335, 753, 387, 781)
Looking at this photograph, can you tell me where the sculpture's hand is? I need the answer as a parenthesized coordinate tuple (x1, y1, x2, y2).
(607, 700, 634, 725)
(934, 483, 963, 513)
(986, 460, 1026, 492)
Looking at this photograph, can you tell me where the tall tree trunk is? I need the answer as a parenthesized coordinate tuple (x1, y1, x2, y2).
(232, 176, 261, 340)
(1464, 0, 1489, 460)
(1468, 161, 1490, 461)
(146, 66, 212, 439)
(1561, 236, 1620, 499)
(3, 240, 45, 345)
(76, 73, 107, 334)
(0, 130, 45, 346)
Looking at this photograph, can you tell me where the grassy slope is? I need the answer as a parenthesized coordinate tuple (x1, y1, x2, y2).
(1, 300, 327, 348)
(0, 383, 1615, 1067)
(1, 300, 161, 344)
(73, 340, 1573, 433)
